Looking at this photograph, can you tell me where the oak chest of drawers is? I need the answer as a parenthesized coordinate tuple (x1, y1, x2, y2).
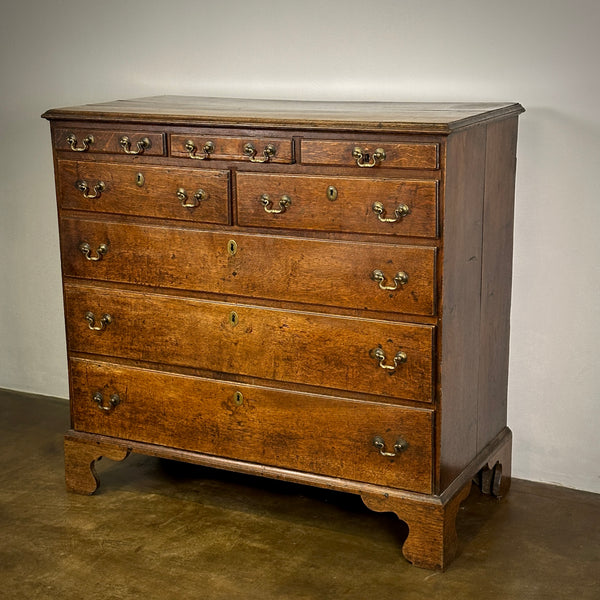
(43, 96, 523, 570)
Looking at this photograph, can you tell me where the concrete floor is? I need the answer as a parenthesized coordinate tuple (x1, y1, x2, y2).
(0, 388, 598, 599)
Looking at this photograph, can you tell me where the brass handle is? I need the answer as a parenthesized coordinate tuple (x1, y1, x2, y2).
(119, 136, 151, 155)
(92, 391, 121, 412)
(260, 194, 291, 214)
(371, 269, 409, 290)
(370, 348, 407, 373)
(76, 180, 105, 200)
(372, 201, 410, 223)
(244, 142, 276, 163)
(185, 139, 215, 160)
(85, 311, 112, 331)
(66, 133, 94, 152)
(177, 188, 207, 208)
(79, 242, 108, 261)
(352, 146, 386, 167)
(373, 435, 409, 457)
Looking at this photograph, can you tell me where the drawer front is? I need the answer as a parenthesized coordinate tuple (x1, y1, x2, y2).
(170, 134, 294, 164)
(70, 358, 433, 493)
(301, 139, 439, 170)
(60, 217, 436, 316)
(53, 128, 166, 156)
(237, 172, 438, 238)
(57, 160, 230, 224)
(65, 284, 434, 402)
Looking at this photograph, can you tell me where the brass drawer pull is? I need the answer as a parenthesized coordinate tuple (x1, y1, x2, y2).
(119, 136, 151, 155)
(92, 391, 121, 412)
(371, 269, 409, 290)
(177, 187, 207, 208)
(370, 348, 407, 372)
(352, 146, 386, 167)
(373, 435, 409, 457)
(66, 133, 94, 152)
(185, 139, 215, 160)
(244, 142, 276, 163)
(79, 242, 108, 261)
(76, 180, 105, 200)
(372, 201, 410, 223)
(85, 312, 112, 331)
(260, 194, 291, 214)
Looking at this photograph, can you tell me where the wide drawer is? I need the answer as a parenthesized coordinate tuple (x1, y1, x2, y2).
(53, 127, 165, 156)
(57, 160, 230, 223)
(60, 217, 436, 316)
(237, 172, 438, 238)
(70, 358, 434, 493)
(65, 284, 434, 402)
(170, 134, 294, 164)
(301, 139, 439, 170)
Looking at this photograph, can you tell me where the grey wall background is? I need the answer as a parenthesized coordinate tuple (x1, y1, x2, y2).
(1, 0, 598, 493)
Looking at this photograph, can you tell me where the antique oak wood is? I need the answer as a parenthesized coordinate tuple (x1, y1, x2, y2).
(44, 96, 523, 570)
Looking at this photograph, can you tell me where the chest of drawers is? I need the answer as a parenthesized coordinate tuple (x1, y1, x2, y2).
(43, 96, 523, 570)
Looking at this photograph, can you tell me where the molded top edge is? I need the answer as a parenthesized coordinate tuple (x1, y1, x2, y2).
(42, 96, 525, 133)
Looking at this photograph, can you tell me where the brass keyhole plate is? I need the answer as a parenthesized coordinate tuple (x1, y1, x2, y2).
(227, 239, 238, 256)
(229, 311, 239, 326)
(327, 185, 338, 201)
(136, 172, 145, 187)
(233, 391, 244, 406)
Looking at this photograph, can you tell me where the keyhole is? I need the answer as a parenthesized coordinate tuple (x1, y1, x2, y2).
(327, 185, 338, 201)
(233, 391, 244, 406)
(229, 311, 239, 326)
(227, 239, 238, 256)
(136, 172, 145, 187)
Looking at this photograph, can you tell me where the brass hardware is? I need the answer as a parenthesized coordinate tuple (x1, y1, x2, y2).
(352, 146, 386, 168)
(243, 142, 276, 163)
(92, 391, 121, 412)
(371, 269, 409, 290)
(233, 391, 244, 406)
(185, 139, 215, 160)
(260, 194, 291, 214)
(227, 239, 238, 256)
(75, 180, 105, 200)
(136, 172, 145, 187)
(85, 311, 112, 331)
(177, 187, 207, 208)
(119, 136, 151, 155)
(326, 185, 338, 201)
(372, 201, 410, 223)
(66, 133, 94, 152)
(79, 242, 108, 261)
(372, 435, 409, 457)
(370, 348, 407, 372)
(229, 311, 239, 327)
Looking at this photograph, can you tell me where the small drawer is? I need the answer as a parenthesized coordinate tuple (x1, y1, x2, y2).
(170, 134, 294, 164)
(57, 160, 229, 224)
(60, 218, 437, 316)
(301, 139, 439, 170)
(237, 172, 438, 238)
(53, 128, 166, 156)
(70, 358, 434, 493)
(64, 284, 435, 403)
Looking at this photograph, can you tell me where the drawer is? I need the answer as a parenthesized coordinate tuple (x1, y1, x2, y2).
(237, 172, 438, 238)
(301, 139, 439, 170)
(170, 134, 294, 164)
(65, 284, 434, 403)
(53, 127, 165, 156)
(60, 217, 437, 316)
(70, 358, 433, 493)
(57, 160, 229, 224)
